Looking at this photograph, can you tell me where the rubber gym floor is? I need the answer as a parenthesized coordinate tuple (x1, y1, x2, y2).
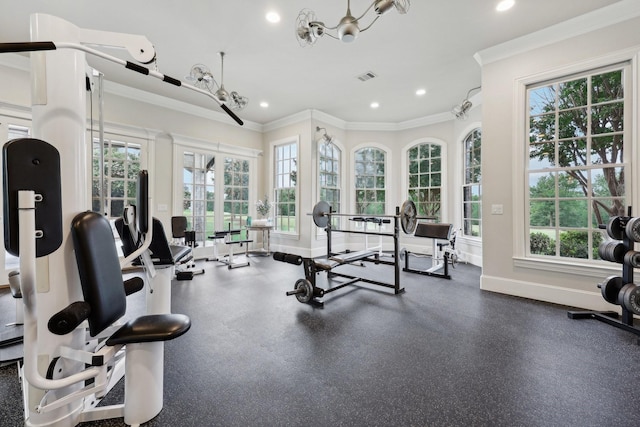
(2, 255, 640, 427)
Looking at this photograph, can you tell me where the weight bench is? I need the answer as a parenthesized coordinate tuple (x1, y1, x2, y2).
(116, 217, 204, 280)
(403, 222, 453, 279)
(276, 249, 401, 306)
(209, 229, 252, 269)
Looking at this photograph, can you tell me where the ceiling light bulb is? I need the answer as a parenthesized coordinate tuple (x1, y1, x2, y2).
(496, 0, 515, 12)
(260, 101, 269, 108)
(266, 11, 281, 23)
(416, 89, 426, 96)
(370, 102, 379, 109)
(337, 14, 360, 42)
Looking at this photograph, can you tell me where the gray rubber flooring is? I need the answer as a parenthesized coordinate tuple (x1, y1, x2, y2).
(2, 255, 640, 426)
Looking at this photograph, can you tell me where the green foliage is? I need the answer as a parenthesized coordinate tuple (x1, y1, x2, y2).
(530, 232, 555, 255)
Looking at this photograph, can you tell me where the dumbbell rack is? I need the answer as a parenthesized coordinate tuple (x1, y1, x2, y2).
(568, 211, 640, 336)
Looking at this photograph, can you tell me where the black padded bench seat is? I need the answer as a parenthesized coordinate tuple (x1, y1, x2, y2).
(329, 250, 375, 265)
(72, 211, 191, 340)
(116, 217, 191, 265)
(106, 314, 190, 346)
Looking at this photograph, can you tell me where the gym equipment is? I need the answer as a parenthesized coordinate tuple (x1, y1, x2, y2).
(0, 15, 195, 426)
(0, 271, 23, 364)
(310, 199, 428, 235)
(208, 228, 253, 269)
(402, 223, 454, 280)
(569, 208, 640, 336)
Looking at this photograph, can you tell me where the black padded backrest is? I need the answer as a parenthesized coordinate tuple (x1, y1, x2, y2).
(114, 217, 140, 263)
(147, 218, 178, 264)
(71, 211, 126, 336)
(414, 223, 453, 240)
(3, 138, 63, 257)
(171, 216, 187, 239)
(137, 170, 149, 234)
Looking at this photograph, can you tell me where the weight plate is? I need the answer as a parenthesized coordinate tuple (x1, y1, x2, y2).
(312, 201, 330, 229)
(624, 250, 640, 268)
(606, 216, 624, 240)
(294, 278, 313, 304)
(620, 284, 640, 315)
(400, 200, 417, 234)
(626, 217, 640, 242)
(600, 275, 624, 305)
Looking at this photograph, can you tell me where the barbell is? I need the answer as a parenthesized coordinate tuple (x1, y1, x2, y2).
(311, 199, 423, 234)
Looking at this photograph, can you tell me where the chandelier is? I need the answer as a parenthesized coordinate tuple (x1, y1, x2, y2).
(295, 0, 411, 47)
(186, 52, 248, 111)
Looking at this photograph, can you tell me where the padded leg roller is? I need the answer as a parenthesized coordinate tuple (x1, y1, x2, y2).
(176, 271, 194, 281)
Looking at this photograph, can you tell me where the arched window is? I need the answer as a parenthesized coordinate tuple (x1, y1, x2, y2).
(463, 129, 482, 237)
(354, 147, 386, 216)
(319, 140, 341, 227)
(407, 142, 442, 222)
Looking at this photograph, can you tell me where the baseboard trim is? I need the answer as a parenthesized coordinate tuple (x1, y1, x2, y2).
(480, 274, 618, 312)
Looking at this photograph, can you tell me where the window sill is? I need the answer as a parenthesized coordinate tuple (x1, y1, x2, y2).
(513, 256, 619, 279)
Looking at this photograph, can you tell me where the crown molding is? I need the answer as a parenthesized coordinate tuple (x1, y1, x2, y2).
(1, 53, 463, 133)
(170, 132, 262, 158)
(474, 0, 640, 66)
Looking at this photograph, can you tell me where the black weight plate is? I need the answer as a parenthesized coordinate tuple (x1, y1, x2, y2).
(312, 201, 330, 228)
(400, 200, 417, 234)
(600, 275, 624, 305)
(611, 242, 627, 263)
(294, 278, 313, 303)
(626, 217, 640, 242)
(606, 216, 624, 240)
(624, 250, 640, 268)
(621, 284, 640, 315)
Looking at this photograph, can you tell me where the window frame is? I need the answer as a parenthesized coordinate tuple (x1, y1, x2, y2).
(173, 135, 261, 246)
(351, 143, 391, 231)
(462, 128, 482, 238)
(272, 136, 299, 235)
(513, 51, 637, 275)
(318, 138, 343, 231)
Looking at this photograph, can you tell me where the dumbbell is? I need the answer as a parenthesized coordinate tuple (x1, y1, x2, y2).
(598, 275, 624, 305)
(624, 250, 640, 268)
(606, 216, 625, 240)
(618, 283, 640, 315)
(626, 217, 640, 242)
(598, 241, 626, 263)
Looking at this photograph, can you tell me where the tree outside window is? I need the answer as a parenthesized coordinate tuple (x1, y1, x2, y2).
(274, 141, 297, 233)
(319, 140, 341, 229)
(407, 143, 442, 222)
(527, 66, 625, 260)
(463, 130, 481, 237)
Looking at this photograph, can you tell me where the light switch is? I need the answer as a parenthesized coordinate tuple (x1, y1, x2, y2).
(491, 204, 503, 215)
(157, 204, 168, 212)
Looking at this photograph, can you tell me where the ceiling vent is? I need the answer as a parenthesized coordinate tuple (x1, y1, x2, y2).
(357, 71, 377, 82)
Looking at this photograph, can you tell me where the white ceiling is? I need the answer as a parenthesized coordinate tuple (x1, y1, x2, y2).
(0, 0, 621, 126)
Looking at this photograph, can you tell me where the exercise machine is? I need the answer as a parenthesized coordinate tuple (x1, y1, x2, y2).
(208, 228, 253, 269)
(401, 222, 454, 280)
(0, 14, 237, 426)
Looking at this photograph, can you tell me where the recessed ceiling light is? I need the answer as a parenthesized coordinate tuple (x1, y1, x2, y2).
(496, 0, 515, 12)
(370, 102, 379, 109)
(260, 101, 269, 108)
(266, 11, 281, 23)
(416, 88, 426, 96)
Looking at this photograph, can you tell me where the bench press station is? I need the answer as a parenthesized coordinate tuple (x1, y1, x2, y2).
(278, 200, 427, 306)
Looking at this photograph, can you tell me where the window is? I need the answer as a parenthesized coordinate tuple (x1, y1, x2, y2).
(92, 137, 141, 218)
(355, 147, 386, 217)
(319, 140, 341, 228)
(182, 151, 215, 242)
(463, 129, 482, 237)
(407, 143, 442, 222)
(274, 141, 297, 233)
(526, 65, 627, 260)
(223, 157, 250, 230)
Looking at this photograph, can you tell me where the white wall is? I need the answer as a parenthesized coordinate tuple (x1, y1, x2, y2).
(477, 13, 640, 310)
